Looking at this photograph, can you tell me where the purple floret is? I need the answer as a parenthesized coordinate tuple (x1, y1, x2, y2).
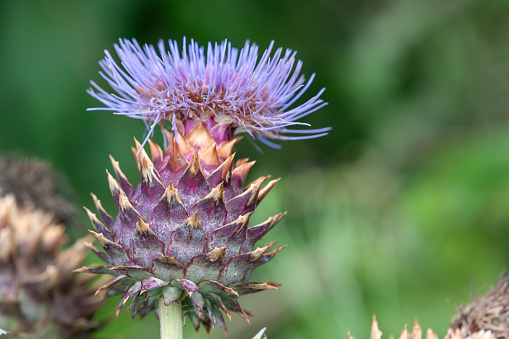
(88, 38, 329, 148)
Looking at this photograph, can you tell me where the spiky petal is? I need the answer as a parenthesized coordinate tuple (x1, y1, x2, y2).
(88, 38, 330, 148)
(83, 125, 284, 334)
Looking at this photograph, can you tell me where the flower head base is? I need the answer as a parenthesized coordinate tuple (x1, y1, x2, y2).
(80, 125, 285, 335)
(88, 38, 329, 148)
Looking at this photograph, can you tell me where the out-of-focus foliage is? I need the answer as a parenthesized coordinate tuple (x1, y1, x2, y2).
(1, 0, 509, 338)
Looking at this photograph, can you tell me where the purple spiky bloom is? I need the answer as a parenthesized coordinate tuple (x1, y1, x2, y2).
(83, 37, 329, 336)
(87, 38, 329, 148)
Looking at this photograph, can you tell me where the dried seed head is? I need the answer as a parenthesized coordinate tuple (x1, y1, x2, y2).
(0, 154, 77, 226)
(450, 274, 509, 339)
(0, 195, 102, 338)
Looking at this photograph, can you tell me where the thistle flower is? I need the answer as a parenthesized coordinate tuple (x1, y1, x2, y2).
(88, 38, 329, 148)
(84, 37, 328, 337)
(0, 195, 102, 338)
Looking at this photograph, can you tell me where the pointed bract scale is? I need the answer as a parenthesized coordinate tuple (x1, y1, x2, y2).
(159, 137, 189, 186)
(190, 183, 227, 236)
(231, 161, 255, 195)
(206, 246, 226, 265)
(197, 280, 239, 298)
(206, 121, 234, 145)
(186, 124, 215, 153)
(199, 142, 221, 174)
(410, 318, 422, 339)
(257, 178, 280, 205)
(240, 212, 286, 253)
(235, 158, 249, 167)
(400, 324, 409, 339)
(187, 311, 202, 332)
(207, 154, 235, 201)
(107, 285, 129, 298)
(140, 277, 167, 293)
(185, 247, 226, 283)
(110, 265, 153, 280)
(128, 294, 145, 317)
(219, 245, 284, 286)
(176, 152, 211, 209)
(132, 140, 166, 214)
(174, 130, 192, 156)
(190, 291, 205, 313)
(150, 182, 189, 251)
(223, 299, 250, 325)
(91, 193, 114, 228)
(89, 230, 132, 266)
(96, 274, 129, 294)
(244, 175, 271, 191)
(216, 137, 241, 160)
(162, 286, 181, 307)
(207, 293, 232, 320)
(225, 177, 266, 224)
(170, 138, 189, 172)
(122, 281, 142, 305)
(107, 170, 122, 207)
(74, 265, 120, 276)
(211, 213, 250, 262)
(111, 190, 141, 253)
(256, 245, 286, 264)
(148, 139, 163, 168)
(232, 282, 279, 296)
(370, 316, 383, 339)
(138, 296, 157, 319)
(426, 329, 438, 339)
(202, 309, 214, 334)
(218, 247, 266, 286)
(152, 256, 185, 281)
(174, 278, 199, 295)
(133, 216, 165, 269)
(110, 155, 134, 198)
(84, 207, 112, 241)
(83, 241, 110, 263)
(167, 213, 208, 266)
(211, 306, 228, 336)
(202, 306, 216, 334)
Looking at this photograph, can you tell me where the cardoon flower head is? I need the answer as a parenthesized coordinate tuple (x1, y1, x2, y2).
(84, 37, 328, 337)
(88, 38, 329, 148)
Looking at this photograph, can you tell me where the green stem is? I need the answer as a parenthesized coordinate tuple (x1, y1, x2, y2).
(159, 296, 183, 339)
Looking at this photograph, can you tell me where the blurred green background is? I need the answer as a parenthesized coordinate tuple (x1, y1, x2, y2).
(2, 0, 509, 338)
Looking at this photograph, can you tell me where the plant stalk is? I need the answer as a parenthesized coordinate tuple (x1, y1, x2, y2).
(159, 296, 183, 339)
